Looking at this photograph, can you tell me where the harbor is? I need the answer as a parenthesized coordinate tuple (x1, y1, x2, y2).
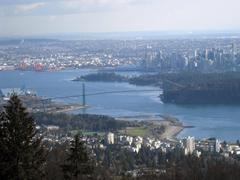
(0, 87, 88, 113)
(1, 69, 240, 141)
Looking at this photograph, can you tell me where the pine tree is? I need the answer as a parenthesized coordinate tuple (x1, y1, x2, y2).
(62, 133, 93, 180)
(0, 95, 45, 179)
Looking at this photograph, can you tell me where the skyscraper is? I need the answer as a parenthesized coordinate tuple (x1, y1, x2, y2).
(106, 132, 114, 145)
(184, 136, 195, 155)
(215, 139, 221, 153)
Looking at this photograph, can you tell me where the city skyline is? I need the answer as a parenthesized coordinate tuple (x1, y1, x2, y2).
(1, 0, 240, 37)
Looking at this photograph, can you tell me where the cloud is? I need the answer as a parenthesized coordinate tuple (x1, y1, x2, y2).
(0, 1, 44, 5)
(0, 0, 145, 5)
(57, 0, 151, 14)
(0, 0, 150, 17)
(15, 2, 46, 12)
(61, 0, 146, 9)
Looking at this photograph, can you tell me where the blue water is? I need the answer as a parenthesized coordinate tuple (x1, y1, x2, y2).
(0, 69, 240, 141)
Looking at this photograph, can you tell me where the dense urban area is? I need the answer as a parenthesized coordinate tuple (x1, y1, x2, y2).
(0, 38, 240, 72)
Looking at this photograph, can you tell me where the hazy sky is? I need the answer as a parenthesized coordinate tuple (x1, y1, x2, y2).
(0, 0, 240, 36)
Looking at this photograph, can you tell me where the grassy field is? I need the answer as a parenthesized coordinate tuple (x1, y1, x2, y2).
(123, 126, 149, 137)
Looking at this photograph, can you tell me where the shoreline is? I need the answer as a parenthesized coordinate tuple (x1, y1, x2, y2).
(116, 115, 190, 141)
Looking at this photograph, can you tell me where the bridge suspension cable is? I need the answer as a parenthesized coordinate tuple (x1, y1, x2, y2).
(40, 89, 161, 101)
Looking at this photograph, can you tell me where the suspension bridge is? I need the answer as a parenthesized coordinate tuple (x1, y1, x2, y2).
(37, 83, 161, 113)
(37, 78, 185, 113)
(3, 79, 181, 113)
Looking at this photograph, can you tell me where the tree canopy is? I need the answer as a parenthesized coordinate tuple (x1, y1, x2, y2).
(0, 95, 45, 179)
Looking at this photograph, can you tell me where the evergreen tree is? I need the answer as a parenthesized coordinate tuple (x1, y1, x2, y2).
(0, 95, 45, 179)
(62, 133, 93, 180)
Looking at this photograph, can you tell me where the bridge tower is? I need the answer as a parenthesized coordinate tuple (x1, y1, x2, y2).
(82, 82, 86, 106)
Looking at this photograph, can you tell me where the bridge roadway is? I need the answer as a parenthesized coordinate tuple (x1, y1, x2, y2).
(41, 89, 161, 101)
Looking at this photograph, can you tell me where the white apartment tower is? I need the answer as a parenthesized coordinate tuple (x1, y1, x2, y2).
(184, 136, 195, 155)
(106, 132, 114, 144)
